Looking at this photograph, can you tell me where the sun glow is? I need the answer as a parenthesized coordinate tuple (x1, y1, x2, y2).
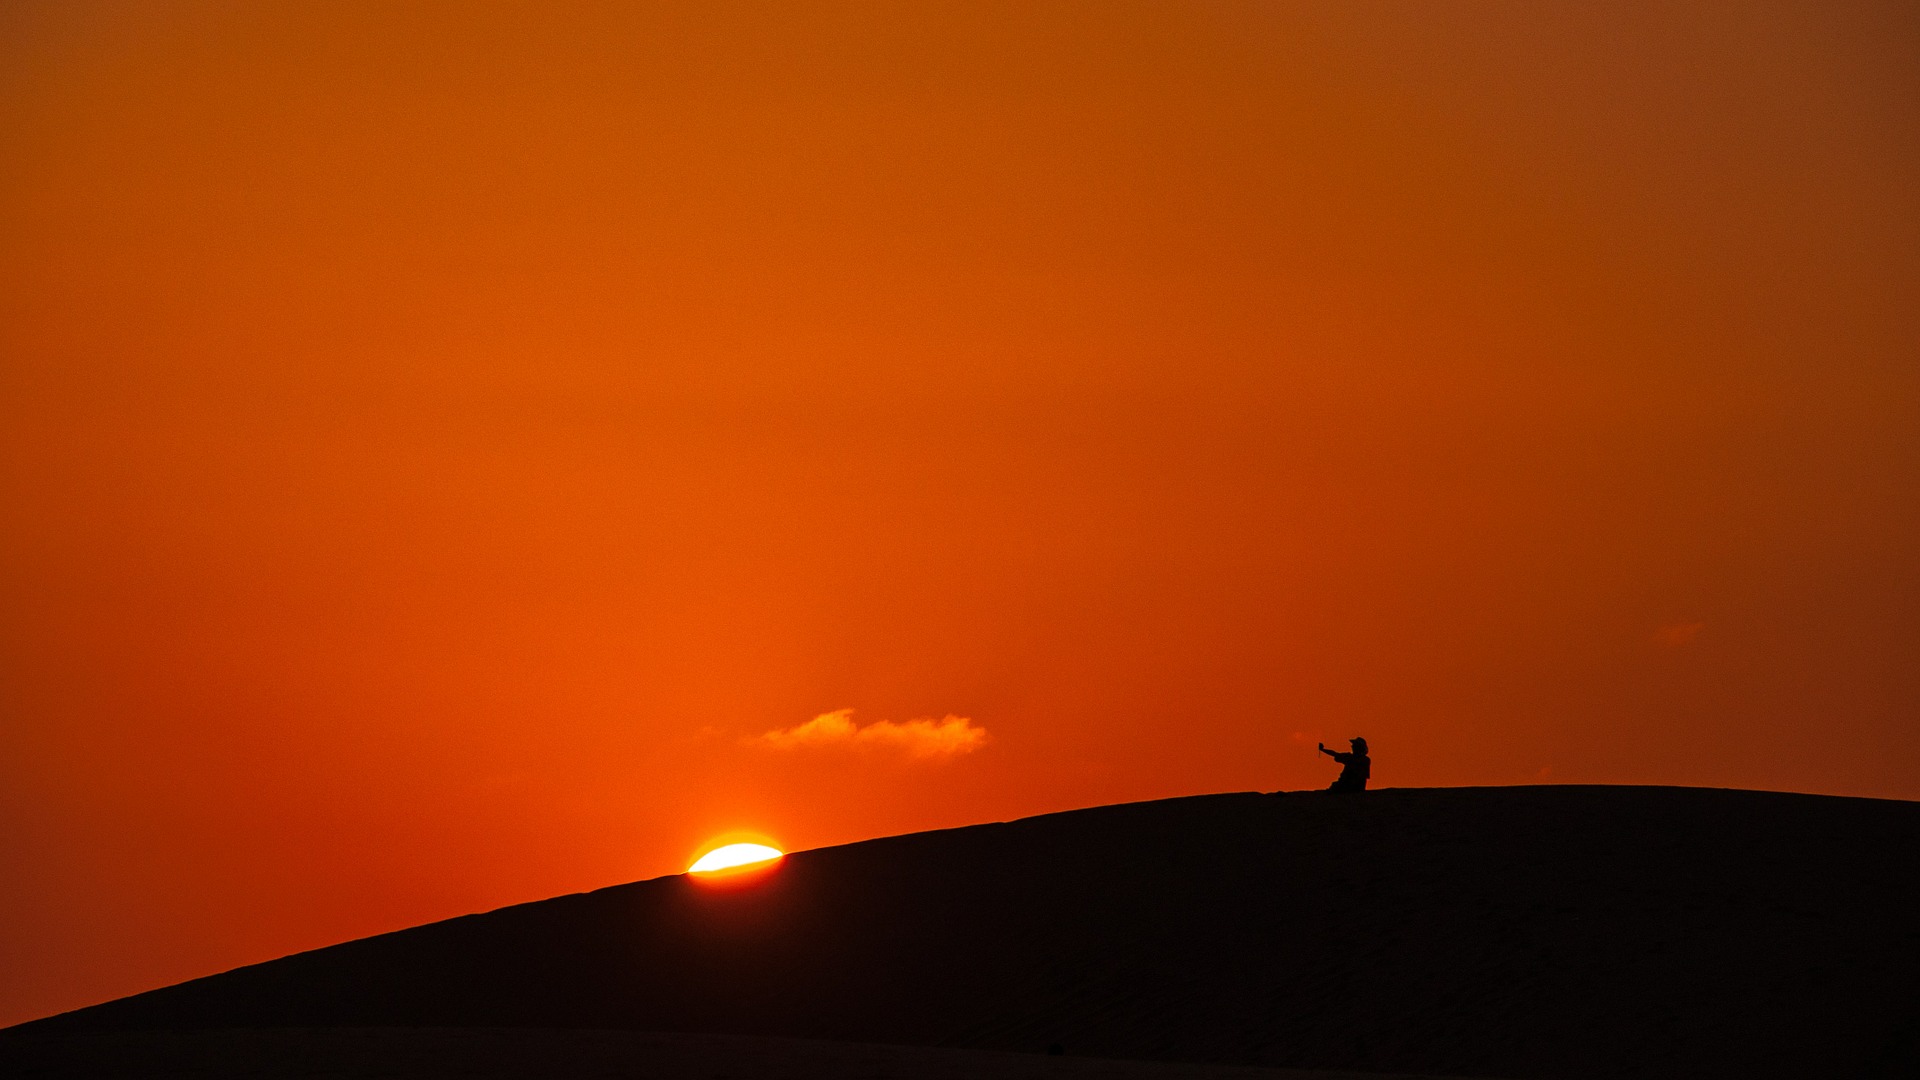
(688, 842, 784, 874)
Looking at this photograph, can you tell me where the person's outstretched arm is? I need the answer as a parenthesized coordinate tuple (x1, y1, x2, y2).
(1318, 742, 1335, 757)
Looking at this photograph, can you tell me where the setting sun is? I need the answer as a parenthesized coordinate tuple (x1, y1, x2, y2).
(688, 843, 784, 875)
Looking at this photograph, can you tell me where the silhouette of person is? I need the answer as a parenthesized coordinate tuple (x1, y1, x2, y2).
(1318, 737, 1370, 792)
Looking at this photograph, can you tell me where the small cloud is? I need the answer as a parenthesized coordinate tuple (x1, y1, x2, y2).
(1654, 621, 1705, 647)
(751, 709, 988, 760)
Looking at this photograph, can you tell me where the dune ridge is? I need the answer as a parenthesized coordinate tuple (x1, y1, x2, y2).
(7, 786, 1917, 1079)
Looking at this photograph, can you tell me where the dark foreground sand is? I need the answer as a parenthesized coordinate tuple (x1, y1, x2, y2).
(7, 787, 1917, 1079)
(0, 1027, 1452, 1079)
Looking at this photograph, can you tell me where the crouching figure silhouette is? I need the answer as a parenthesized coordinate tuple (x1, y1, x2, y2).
(1318, 737, 1370, 792)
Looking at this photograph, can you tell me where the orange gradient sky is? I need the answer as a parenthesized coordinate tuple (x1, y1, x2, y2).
(2, 1, 1917, 1026)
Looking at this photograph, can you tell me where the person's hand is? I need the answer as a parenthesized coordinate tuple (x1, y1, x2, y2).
(1317, 742, 1325, 751)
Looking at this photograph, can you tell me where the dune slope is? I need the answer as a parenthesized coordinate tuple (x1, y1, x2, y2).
(0, 1028, 1456, 1080)
(9, 787, 1917, 1079)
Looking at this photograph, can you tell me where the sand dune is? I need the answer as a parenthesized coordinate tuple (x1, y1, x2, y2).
(6, 787, 1916, 1079)
(0, 1028, 1452, 1080)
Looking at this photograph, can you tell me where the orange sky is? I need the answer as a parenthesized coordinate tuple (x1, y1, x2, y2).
(2, 1, 1916, 1027)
